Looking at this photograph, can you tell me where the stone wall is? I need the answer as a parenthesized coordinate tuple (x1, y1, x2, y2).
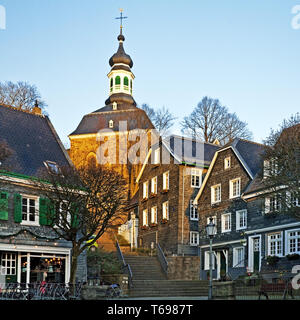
(167, 256, 200, 280)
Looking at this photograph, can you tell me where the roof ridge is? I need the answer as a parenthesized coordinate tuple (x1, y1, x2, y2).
(87, 108, 141, 116)
(0, 103, 45, 118)
(237, 138, 266, 147)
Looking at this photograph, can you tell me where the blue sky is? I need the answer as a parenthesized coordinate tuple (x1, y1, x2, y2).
(0, 0, 299, 146)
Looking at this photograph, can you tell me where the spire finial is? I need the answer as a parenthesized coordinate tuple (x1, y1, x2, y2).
(115, 8, 127, 35)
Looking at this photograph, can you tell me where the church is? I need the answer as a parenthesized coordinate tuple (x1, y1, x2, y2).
(68, 20, 156, 250)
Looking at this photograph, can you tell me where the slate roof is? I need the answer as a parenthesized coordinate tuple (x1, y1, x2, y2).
(69, 106, 154, 136)
(162, 135, 221, 167)
(0, 104, 72, 177)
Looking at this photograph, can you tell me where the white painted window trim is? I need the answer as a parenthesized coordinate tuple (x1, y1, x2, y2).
(229, 178, 241, 199)
(211, 184, 221, 204)
(151, 206, 157, 224)
(154, 148, 160, 165)
(190, 200, 198, 221)
(267, 231, 283, 257)
(221, 213, 231, 233)
(236, 209, 247, 230)
(224, 157, 231, 170)
(163, 171, 169, 190)
(20, 194, 40, 226)
(191, 168, 202, 188)
(204, 251, 215, 270)
(162, 201, 169, 220)
(1, 253, 17, 275)
(142, 209, 148, 226)
(143, 181, 149, 199)
(151, 176, 157, 194)
(233, 247, 245, 268)
(285, 228, 300, 255)
(190, 231, 199, 246)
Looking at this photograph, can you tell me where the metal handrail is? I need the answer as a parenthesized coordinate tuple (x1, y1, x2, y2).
(156, 242, 168, 276)
(115, 238, 133, 288)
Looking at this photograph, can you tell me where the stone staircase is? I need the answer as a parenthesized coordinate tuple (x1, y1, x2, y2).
(124, 255, 209, 298)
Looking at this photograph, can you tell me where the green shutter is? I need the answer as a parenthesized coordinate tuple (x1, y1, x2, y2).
(14, 194, 22, 223)
(70, 202, 79, 228)
(39, 198, 55, 226)
(0, 192, 9, 221)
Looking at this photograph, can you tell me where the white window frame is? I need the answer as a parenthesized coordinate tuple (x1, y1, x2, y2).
(151, 176, 157, 194)
(1, 253, 16, 276)
(190, 231, 199, 246)
(191, 168, 202, 188)
(142, 209, 148, 226)
(163, 171, 169, 191)
(211, 184, 221, 204)
(190, 200, 198, 221)
(206, 216, 217, 234)
(267, 232, 283, 257)
(20, 194, 39, 226)
(154, 148, 160, 165)
(162, 201, 169, 220)
(204, 251, 215, 270)
(109, 120, 114, 128)
(143, 181, 149, 199)
(151, 206, 157, 224)
(233, 247, 245, 267)
(229, 178, 241, 199)
(224, 157, 231, 170)
(236, 209, 247, 230)
(221, 213, 231, 233)
(265, 195, 281, 214)
(286, 229, 300, 254)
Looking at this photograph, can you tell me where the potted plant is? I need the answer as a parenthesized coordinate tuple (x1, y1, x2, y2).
(266, 255, 280, 266)
(286, 253, 300, 260)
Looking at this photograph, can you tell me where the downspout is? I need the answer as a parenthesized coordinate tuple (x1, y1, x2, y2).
(181, 164, 186, 255)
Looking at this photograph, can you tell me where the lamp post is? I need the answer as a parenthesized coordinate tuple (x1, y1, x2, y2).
(206, 217, 216, 300)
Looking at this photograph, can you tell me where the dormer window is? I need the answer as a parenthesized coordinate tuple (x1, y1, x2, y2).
(109, 120, 114, 128)
(44, 161, 60, 174)
(224, 157, 231, 169)
(112, 102, 117, 110)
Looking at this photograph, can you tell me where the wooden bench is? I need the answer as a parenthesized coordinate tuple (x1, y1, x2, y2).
(258, 281, 294, 300)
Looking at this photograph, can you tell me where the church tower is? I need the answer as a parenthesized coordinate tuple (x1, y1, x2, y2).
(68, 14, 155, 202)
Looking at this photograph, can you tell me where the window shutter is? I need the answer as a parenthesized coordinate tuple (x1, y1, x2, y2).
(39, 198, 55, 226)
(70, 202, 79, 228)
(14, 194, 22, 223)
(0, 192, 9, 221)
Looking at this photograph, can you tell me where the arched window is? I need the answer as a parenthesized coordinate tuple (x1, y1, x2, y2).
(124, 77, 129, 86)
(110, 78, 113, 88)
(115, 76, 121, 85)
(130, 80, 133, 94)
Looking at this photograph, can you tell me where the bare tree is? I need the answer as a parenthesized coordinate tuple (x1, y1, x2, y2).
(181, 96, 252, 145)
(260, 113, 300, 219)
(0, 81, 47, 112)
(33, 165, 127, 285)
(141, 104, 176, 136)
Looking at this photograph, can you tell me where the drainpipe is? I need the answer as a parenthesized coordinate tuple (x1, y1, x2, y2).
(181, 164, 186, 255)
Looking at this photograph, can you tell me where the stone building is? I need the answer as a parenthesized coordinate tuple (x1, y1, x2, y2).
(136, 135, 220, 255)
(0, 104, 87, 286)
(68, 28, 155, 250)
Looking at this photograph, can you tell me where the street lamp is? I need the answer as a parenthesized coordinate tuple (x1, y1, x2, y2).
(206, 217, 216, 300)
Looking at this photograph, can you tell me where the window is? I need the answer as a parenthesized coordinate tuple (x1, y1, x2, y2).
(236, 210, 247, 230)
(55, 201, 71, 228)
(190, 200, 198, 221)
(224, 157, 231, 169)
(221, 213, 231, 233)
(233, 247, 245, 267)
(110, 78, 113, 88)
(115, 76, 121, 85)
(287, 230, 300, 254)
(263, 158, 278, 178)
(151, 176, 157, 194)
(190, 231, 199, 246)
(191, 168, 202, 188)
(109, 120, 114, 128)
(204, 251, 215, 270)
(142, 209, 148, 226)
(21, 196, 39, 225)
(112, 102, 117, 110)
(154, 148, 160, 164)
(206, 216, 217, 234)
(1, 253, 16, 276)
(162, 201, 169, 220)
(124, 76, 129, 86)
(291, 193, 300, 207)
(143, 181, 149, 199)
(211, 184, 221, 204)
(230, 178, 241, 198)
(44, 161, 60, 174)
(265, 195, 281, 214)
(163, 171, 169, 190)
(151, 206, 157, 224)
(268, 232, 283, 256)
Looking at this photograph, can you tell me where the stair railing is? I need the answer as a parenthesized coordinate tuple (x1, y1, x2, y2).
(156, 243, 168, 276)
(115, 238, 133, 289)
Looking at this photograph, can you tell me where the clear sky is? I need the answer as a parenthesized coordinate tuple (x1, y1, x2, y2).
(0, 0, 299, 146)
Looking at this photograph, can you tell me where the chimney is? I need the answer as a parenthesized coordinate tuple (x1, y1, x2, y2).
(32, 100, 42, 115)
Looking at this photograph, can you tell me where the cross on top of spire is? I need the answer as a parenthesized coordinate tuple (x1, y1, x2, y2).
(115, 8, 128, 34)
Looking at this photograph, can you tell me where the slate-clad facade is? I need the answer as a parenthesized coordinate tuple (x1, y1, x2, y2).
(0, 105, 86, 287)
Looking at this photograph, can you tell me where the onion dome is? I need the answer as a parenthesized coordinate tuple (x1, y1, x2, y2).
(109, 33, 133, 68)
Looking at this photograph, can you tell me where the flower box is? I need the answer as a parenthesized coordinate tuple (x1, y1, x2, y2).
(161, 219, 169, 224)
(150, 223, 158, 227)
(161, 189, 169, 194)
